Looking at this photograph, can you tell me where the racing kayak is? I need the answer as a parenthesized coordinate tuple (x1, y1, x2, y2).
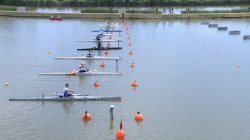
(91, 29, 122, 32)
(9, 95, 122, 101)
(55, 56, 122, 60)
(39, 70, 122, 76)
(75, 40, 122, 42)
(81, 34, 122, 36)
(77, 47, 122, 51)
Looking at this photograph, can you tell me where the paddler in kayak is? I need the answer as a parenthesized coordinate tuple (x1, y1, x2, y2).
(78, 62, 89, 72)
(96, 34, 101, 41)
(62, 83, 75, 97)
(99, 29, 104, 35)
(87, 50, 93, 57)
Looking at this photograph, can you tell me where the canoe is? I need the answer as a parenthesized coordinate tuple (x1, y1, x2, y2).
(38, 70, 122, 76)
(77, 47, 122, 51)
(55, 56, 122, 60)
(81, 34, 122, 36)
(49, 17, 63, 20)
(9, 95, 122, 101)
(91, 29, 122, 32)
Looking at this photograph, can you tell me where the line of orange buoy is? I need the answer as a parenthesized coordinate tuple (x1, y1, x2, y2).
(100, 62, 106, 67)
(128, 42, 132, 46)
(105, 50, 109, 55)
(135, 111, 144, 121)
(130, 63, 135, 67)
(94, 81, 100, 87)
(131, 81, 138, 87)
(116, 119, 125, 139)
(129, 50, 133, 55)
(107, 42, 111, 47)
(82, 111, 92, 121)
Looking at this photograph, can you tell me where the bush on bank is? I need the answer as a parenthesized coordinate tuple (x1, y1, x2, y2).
(80, 8, 155, 14)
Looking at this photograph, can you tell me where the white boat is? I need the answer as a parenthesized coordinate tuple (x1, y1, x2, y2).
(55, 56, 122, 60)
(39, 70, 122, 76)
(229, 30, 241, 34)
(243, 35, 250, 40)
(9, 94, 122, 101)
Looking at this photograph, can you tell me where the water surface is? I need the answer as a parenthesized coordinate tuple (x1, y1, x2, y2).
(0, 17, 250, 140)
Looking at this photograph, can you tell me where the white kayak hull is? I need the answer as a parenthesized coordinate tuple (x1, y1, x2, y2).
(81, 34, 122, 36)
(38, 71, 122, 76)
(55, 56, 122, 60)
(9, 96, 122, 101)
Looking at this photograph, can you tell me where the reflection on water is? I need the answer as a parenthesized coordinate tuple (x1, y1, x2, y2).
(62, 102, 75, 115)
(109, 119, 114, 130)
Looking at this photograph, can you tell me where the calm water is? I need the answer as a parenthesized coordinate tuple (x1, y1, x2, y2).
(0, 17, 250, 140)
(32, 6, 243, 14)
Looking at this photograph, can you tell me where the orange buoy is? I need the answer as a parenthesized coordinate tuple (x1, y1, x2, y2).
(131, 81, 138, 87)
(127, 36, 131, 40)
(126, 28, 129, 30)
(129, 51, 133, 55)
(82, 111, 92, 121)
(94, 81, 100, 87)
(107, 42, 111, 47)
(128, 42, 132, 46)
(116, 130, 125, 139)
(105, 50, 109, 55)
(109, 36, 112, 39)
(130, 63, 135, 67)
(135, 111, 144, 121)
(100, 62, 106, 67)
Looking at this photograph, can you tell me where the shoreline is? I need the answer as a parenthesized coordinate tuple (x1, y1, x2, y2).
(0, 11, 250, 19)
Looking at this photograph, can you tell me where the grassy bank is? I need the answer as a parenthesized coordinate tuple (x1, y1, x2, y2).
(0, 11, 250, 19)
(0, 5, 17, 11)
(1, 0, 250, 7)
(181, 8, 250, 13)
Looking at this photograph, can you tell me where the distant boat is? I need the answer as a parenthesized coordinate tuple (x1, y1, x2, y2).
(49, 17, 63, 20)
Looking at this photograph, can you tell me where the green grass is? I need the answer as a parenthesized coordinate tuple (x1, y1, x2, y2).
(0, 5, 16, 11)
(181, 8, 249, 14)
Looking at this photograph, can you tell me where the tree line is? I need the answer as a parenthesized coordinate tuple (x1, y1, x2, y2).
(1, 0, 250, 7)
